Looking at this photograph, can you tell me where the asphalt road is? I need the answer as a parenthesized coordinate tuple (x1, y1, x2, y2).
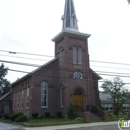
(0, 122, 23, 130)
(60, 125, 130, 130)
(0, 122, 130, 130)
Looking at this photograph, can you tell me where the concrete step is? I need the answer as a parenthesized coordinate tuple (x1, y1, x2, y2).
(91, 113, 103, 122)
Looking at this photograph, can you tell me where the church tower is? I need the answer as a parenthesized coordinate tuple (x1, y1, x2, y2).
(52, 0, 101, 113)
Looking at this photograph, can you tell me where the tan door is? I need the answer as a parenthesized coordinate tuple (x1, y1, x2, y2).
(73, 89, 84, 112)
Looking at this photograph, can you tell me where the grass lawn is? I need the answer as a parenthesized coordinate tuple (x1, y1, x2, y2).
(28, 117, 75, 124)
(110, 114, 128, 119)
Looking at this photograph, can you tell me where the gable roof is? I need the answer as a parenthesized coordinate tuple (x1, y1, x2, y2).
(11, 58, 58, 86)
(0, 91, 11, 101)
(90, 68, 102, 79)
(99, 92, 113, 102)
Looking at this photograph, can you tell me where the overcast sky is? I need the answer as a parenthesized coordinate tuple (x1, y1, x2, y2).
(0, 0, 130, 88)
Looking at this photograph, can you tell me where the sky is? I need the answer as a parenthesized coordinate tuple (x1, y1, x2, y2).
(0, 0, 130, 89)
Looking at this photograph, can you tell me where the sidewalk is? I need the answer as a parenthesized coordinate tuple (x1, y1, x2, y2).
(23, 121, 118, 130)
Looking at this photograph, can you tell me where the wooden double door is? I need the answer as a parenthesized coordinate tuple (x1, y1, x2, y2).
(73, 88, 84, 112)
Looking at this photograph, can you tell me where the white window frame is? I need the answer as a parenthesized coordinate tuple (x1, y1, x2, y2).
(21, 86, 24, 109)
(13, 93, 15, 110)
(17, 91, 19, 109)
(26, 84, 29, 109)
(102, 104, 113, 111)
(60, 87, 64, 108)
(123, 104, 130, 110)
(73, 46, 77, 64)
(59, 48, 62, 66)
(78, 47, 82, 64)
(41, 82, 48, 108)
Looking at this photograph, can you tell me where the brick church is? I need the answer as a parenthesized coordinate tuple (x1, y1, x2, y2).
(10, 0, 102, 116)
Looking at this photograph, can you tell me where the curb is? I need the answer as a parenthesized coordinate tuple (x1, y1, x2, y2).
(23, 121, 84, 127)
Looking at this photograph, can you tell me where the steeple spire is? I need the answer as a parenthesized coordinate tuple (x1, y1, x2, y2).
(62, 0, 78, 32)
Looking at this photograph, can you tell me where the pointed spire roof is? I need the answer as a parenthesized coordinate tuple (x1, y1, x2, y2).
(62, 0, 78, 32)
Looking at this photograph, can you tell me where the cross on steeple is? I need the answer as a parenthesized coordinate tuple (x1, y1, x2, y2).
(62, 0, 78, 32)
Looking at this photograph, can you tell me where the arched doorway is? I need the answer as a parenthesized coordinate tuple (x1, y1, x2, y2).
(73, 88, 84, 112)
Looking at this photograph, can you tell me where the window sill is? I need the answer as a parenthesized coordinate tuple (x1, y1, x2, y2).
(41, 106, 48, 109)
(73, 63, 82, 65)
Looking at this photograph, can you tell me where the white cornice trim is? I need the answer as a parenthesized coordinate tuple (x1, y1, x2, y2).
(52, 30, 91, 42)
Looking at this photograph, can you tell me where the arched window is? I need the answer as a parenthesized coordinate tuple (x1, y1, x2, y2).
(59, 48, 62, 65)
(26, 83, 29, 109)
(41, 82, 48, 108)
(21, 86, 24, 109)
(60, 86, 64, 107)
(78, 47, 82, 64)
(13, 93, 15, 110)
(73, 46, 77, 64)
(17, 91, 19, 109)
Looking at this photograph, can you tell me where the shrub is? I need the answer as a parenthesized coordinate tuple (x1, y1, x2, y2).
(0, 114, 3, 118)
(68, 102, 75, 119)
(15, 115, 27, 122)
(32, 113, 39, 119)
(38, 114, 44, 119)
(57, 112, 62, 118)
(45, 112, 51, 118)
(128, 111, 130, 117)
(10, 112, 23, 121)
(3, 114, 9, 120)
(109, 114, 112, 118)
(122, 111, 126, 115)
(74, 117, 84, 121)
(9, 114, 14, 119)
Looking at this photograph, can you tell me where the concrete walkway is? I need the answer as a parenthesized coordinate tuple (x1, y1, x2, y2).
(24, 121, 118, 130)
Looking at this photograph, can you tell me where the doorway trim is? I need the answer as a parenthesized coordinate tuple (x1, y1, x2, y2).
(73, 87, 84, 112)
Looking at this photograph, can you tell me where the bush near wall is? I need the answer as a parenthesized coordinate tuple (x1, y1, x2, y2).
(15, 115, 27, 122)
(45, 112, 51, 118)
(9, 112, 23, 121)
(57, 112, 62, 118)
(3, 114, 9, 120)
(32, 113, 39, 119)
(74, 117, 84, 121)
(0, 114, 2, 118)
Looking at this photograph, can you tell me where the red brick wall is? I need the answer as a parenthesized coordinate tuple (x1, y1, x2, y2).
(11, 32, 100, 116)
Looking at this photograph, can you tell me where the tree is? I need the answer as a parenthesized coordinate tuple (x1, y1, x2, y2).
(68, 102, 75, 119)
(101, 77, 130, 116)
(1, 79, 11, 95)
(128, 0, 130, 4)
(0, 63, 11, 97)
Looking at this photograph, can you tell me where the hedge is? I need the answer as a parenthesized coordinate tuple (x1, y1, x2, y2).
(45, 112, 51, 117)
(32, 113, 39, 119)
(15, 115, 27, 122)
(10, 112, 23, 121)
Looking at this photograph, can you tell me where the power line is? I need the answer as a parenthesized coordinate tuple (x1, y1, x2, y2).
(2, 58, 130, 74)
(7, 68, 130, 85)
(0, 54, 50, 61)
(96, 71, 130, 76)
(91, 60, 130, 66)
(0, 50, 54, 58)
(0, 49, 130, 67)
(1, 53, 130, 71)
(98, 73, 130, 78)
(0, 60, 40, 67)
(2, 59, 130, 78)
(91, 65, 130, 70)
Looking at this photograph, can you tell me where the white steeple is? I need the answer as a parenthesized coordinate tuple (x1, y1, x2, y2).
(62, 0, 79, 32)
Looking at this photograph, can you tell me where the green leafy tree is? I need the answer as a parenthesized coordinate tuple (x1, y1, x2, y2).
(101, 77, 130, 116)
(68, 102, 75, 119)
(2, 79, 11, 95)
(0, 63, 11, 97)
